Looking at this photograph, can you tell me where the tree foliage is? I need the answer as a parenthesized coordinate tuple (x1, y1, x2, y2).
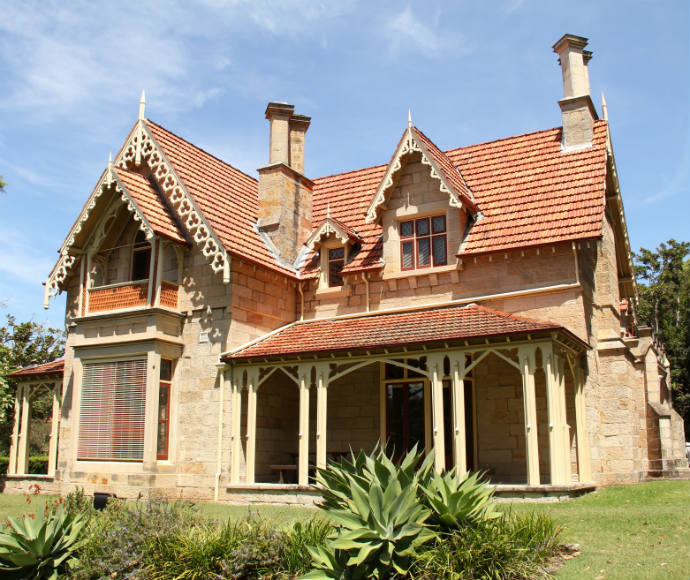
(634, 239, 690, 425)
(0, 314, 65, 423)
(0, 174, 5, 192)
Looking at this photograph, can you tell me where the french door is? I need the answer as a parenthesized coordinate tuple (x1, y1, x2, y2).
(385, 381, 427, 459)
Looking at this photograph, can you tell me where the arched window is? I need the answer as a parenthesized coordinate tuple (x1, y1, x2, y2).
(131, 230, 151, 281)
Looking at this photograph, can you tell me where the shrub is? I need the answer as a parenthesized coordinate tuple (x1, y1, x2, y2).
(0, 504, 86, 579)
(0, 456, 49, 475)
(305, 446, 437, 579)
(419, 470, 501, 530)
(411, 512, 562, 580)
(70, 496, 201, 580)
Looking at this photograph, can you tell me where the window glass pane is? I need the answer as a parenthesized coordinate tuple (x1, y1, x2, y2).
(132, 248, 150, 281)
(160, 359, 172, 381)
(432, 215, 446, 233)
(407, 383, 425, 451)
(157, 384, 170, 459)
(386, 385, 404, 457)
(328, 247, 344, 260)
(432, 235, 447, 266)
(328, 258, 344, 287)
(416, 218, 430, 236)
(401, 241, 414, 269)
(400, 221, 414, 238)
(417, 238, 430, 267)
(385, 362, 405, 379)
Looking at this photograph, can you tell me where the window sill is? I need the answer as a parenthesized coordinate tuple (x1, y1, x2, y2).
(314, 286, 345, 296)
(382, 263, 460, 281)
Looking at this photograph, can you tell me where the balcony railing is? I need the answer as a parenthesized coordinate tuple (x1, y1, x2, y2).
(86, 279, 180, 314)
(88, 280, 149, 313)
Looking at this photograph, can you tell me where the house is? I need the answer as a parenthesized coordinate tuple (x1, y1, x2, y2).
(4, 34, 687, 503)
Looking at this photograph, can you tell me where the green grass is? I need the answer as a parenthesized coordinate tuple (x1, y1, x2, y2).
(0, 481, 687, 579)
(506, 480, 690, 580)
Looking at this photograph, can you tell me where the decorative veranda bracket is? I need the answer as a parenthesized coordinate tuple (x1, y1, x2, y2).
(43, 165, 156, 308)
(117, 121, 230, 280)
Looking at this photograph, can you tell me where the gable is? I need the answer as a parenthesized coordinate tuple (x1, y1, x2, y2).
(43, 163, 185, 307)
(365, 125, 477, 224)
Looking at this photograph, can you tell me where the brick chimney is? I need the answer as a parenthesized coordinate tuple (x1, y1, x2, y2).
(553, 34, 598, 150)
(258, 102, 313, 266)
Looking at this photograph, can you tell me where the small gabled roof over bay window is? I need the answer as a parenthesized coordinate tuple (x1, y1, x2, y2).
(43, 161, 186, 307)
(304, 215, 362, 251)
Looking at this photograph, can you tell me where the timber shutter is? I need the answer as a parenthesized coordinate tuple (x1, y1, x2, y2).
(78, 359, 147, 461)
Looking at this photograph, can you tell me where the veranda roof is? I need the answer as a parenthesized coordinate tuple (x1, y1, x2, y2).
(223, 304, 588, 362)
(8, 359, 65, 378)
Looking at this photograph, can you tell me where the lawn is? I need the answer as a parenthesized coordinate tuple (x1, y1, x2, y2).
(0, 480, 687, 579)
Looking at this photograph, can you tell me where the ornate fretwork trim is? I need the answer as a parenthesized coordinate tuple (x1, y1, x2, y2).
(304, 217, 362, 250)
(43, 164, 155, 308)
(365, 127, 474, 224)
(116, 120, 230, 281)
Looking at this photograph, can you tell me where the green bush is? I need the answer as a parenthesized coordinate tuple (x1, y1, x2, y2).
(0, 504, 87, 579)
(411, 512, 562, 580)
(305, 446, 437, 579)
(419, 470, 501, 530)
(0, 456, 49, 475)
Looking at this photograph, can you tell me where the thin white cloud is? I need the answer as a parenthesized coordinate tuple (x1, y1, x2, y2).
(636, 138, 689, 206)
(0, 233, 55, 286)
(384, 6, 463, 58)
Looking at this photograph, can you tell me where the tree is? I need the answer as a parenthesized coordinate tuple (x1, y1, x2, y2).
(0, 315, 65, 454)
(0, 174, 5, 192)
(634, 239, 690, 428)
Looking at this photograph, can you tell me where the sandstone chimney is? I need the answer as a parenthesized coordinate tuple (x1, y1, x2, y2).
(553, 34, 598, 150)
(258, 102, 313, 266)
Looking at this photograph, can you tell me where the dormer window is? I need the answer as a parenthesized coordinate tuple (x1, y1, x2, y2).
(131, 230, 151, 281)
(400, 215, 447, 270)
(328, 247, 345, 287)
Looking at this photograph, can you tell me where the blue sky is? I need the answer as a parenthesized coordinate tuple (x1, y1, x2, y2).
(0, 0, 688, 329)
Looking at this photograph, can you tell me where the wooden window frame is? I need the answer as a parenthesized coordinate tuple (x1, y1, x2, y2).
(399, 215, 447, 271)
(328, 247, 345, 287)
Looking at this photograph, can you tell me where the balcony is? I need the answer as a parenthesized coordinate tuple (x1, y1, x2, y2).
(87, 279, 178, 314)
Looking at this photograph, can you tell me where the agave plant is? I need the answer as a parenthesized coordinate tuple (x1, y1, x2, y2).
(420, 470, 502, 530)
(304, 445, 436, 579)
(0, 506, 87, 580)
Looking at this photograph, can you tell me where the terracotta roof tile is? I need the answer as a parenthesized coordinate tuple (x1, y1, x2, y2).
(311, 122, 609, 273)
(145, 120, 296, 277)
(9, 359, 64, 378)
(115, 168, 186, 244)
(224, 304, 575, 361)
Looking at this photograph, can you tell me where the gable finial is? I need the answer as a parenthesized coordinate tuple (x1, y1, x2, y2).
(138, 89, 146, 120)
(601, 91, 608, 121)
(327, 202, 331, 218)
(108, 151, 113, 167)
(408, 108, 412, 128)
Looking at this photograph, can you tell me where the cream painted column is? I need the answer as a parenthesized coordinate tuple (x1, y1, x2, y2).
(146, 238, 158, 306)
(8, 384, 23, 475)
(573, 364, 592, 482)
(230, 372, 243, 484)
(143, 351, 162, 469)
(557, 356, 572, 483)
(449, 352, 467, 475)
(427, 354, 446, 473)
(543, 345, 566, 485)
(519, 345, 540, 486)
(244, 368, 259, 484)
(315, 363, 329, 471)
(47, 380, 62, 476)
(297, 365, 311, 486)
(17, 384, 32, 475)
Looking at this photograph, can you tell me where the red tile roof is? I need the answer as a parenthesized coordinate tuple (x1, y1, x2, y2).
(143, 119, 608, 278)
(115, 168, 186, 244)
(145, 120, 296, 276)
(312, 122, 608, 274)
(9, 359, 64, 378)
(224, 304, 581, 361)
(412, 127, 477, 213)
